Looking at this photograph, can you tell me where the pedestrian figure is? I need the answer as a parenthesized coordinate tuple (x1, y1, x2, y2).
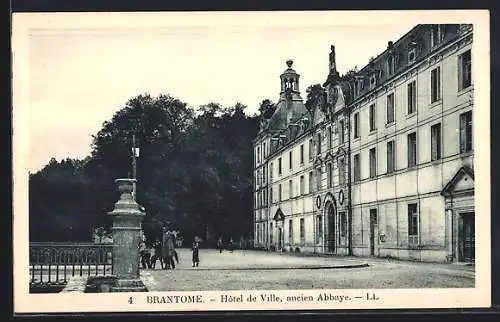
(192, 239, 200, 267)
(228, 237, 234, 252)
(150, 238, 163, 269)
(162, 229, 176, 270)
(173, 249, 179, 264)
(239, 236, 245, 250)
(217, 236, 223, 253)
(139, 240, 151, 269)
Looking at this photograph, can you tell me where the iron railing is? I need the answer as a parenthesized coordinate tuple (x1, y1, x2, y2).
(29, 242, 113, 286)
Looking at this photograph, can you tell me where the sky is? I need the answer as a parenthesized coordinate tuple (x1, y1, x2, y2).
(20, 12, 421, 172)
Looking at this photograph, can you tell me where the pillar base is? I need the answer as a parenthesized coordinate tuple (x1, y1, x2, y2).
(110, 278, 148, 292)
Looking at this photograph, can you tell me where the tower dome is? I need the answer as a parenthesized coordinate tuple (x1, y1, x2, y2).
(267, 60, 308, 131)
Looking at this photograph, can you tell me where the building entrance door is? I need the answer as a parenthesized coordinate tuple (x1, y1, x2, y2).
(369, 209, 378, 256)
(460, 212, 475, 262)
(327, 203, 335, 252)
(277, 228, 282, 250)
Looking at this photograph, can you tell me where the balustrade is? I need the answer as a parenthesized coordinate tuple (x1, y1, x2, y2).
(29, 242, 113, 286)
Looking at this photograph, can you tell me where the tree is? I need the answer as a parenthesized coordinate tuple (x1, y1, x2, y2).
(305, 84, 326, 112)
(258, 99, 276, 119)
(29, 93, 259, 245)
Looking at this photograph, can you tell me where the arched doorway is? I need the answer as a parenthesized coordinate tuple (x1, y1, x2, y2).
(326, 202, 336, 252)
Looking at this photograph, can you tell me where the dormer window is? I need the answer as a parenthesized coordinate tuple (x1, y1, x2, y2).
(387, 55, 395, 75)
(355, 78, 365, 96)
(408, 47, 417, 64)
(431, 24, 443, 48)
(369, 74, 377, 89)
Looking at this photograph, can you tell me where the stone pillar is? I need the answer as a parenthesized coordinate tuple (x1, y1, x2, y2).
(445, 209, 455, 262)
(108, 178, 148, 292)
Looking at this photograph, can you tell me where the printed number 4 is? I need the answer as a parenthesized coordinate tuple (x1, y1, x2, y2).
(128, 297, 133, 304)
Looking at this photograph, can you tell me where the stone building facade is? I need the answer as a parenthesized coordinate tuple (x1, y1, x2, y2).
(253, 24, 474, 263)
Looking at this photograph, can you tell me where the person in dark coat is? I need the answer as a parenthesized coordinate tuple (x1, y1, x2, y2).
(150, 238, 163, 269)
(139, 241, 151, 269)
(192, 239, 200, 267)
(217, 236, 223, 253)
(162, 229, 176, 269)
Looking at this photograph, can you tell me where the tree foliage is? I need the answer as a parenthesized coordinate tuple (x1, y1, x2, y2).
(258, 99, 276, 119)
(305, 84, 326, 112)
(29, 94, 259, 244)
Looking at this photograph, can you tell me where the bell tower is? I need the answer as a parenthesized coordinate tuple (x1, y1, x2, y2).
(280, 59, 300, 94)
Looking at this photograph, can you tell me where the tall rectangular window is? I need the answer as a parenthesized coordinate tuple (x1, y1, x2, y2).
(317, 133, 322, 155)
(288, 179, 293, 199)
(309, 138, 313, 160)
(338, 157, 346, 186)
(369, 147, 377, 178)
(278, 184, 282, 201)
(317, 169, 322, 191)
(300, 175, 305, 195)
(369, 103, 376, 131)
(308, 171, 313, 193)
(300, 144, 304, 164)
(431, 67, 441, 103)
(339, 212, 347, 238)
(289, 151, 293, 169)
(278, 157, 282, 175)
(460, 111, 473, 153)
(300, 218, 305, 245)
(353, 153, 361, 182)
(459, 49, 472, 90)
(269, 187, 273, 204)
(408, 81, 417, 114)
(408, 203, 419, 246)
(328, 127, 332, 149)
(316, 215, 323, 244)
(386, 93, 395, 123)
(387, 140, 395, 173)
(431, 123, 442, 161)
(353, 112, 360, 138)
(270, 222, 273, 244)
(339, 119, 345, 144)
(269, 162, 273, 181)
(288, 219, 293, 244)
(407, 132, 417, 168)
(327, 163, 333, 188)
(257, 147, 261, 164)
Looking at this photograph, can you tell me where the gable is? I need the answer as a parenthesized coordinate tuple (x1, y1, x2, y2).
(441, 166, 475, 196)
(336, 146, 346, 157)
(334, 85, 345, 109)
(312, 105, 326, 127)
(273, 208, 285, 221)
(453, 172, 474, 192)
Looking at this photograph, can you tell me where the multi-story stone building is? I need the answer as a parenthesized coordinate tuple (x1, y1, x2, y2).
(253, 24, 474, 263)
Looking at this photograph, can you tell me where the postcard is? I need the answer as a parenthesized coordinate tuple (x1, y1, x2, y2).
(12, 10, 491, 313)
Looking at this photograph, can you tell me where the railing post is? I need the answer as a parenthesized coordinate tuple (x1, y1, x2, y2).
(108, 178, 147, 292)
